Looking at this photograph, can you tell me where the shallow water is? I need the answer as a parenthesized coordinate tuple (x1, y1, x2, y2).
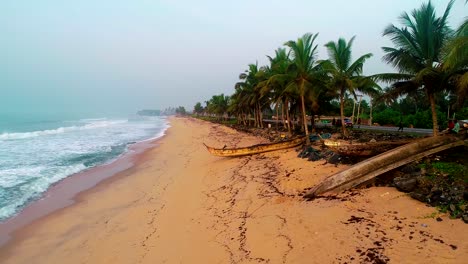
(0, 115, 169, 220)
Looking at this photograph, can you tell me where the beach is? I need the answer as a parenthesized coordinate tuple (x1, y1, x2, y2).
(0, 117, 467, 263)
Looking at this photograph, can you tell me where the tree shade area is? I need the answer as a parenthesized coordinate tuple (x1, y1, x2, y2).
(194, 1, 467, 137)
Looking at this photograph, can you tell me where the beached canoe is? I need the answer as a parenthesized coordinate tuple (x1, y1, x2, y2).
(304, 136, 467, 199)
(204, 137, 305, 157)
(324, 139, 413, 156)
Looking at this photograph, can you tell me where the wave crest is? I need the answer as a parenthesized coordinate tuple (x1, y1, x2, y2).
(0, 120, 127, 141)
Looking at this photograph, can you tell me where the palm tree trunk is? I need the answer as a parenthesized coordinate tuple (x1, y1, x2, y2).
(340, 88, 349, 137)
(301, 94, 310, 145)
(282, 99, 286, 129)
(253, 108, 257, 127)
(256, 103, 260, 128)
(275, 102, 279, 131)
(285, 99, 292, 135)
(258, 103, 263, 128)
(258, 104, 262, 128)
(428, 92, 439, 136)
(292, 111, 296, 130)
(311, 111, 316, 133)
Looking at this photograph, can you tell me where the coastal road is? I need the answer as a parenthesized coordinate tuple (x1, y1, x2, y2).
(263, 119, 433, 135)
(347, 124, 433, 134)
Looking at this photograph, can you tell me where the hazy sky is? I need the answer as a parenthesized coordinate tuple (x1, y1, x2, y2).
(1, 0, 466, 118)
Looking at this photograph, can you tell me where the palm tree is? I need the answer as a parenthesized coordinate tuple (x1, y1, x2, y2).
(207, 94, 230, 120)
(193, 102, 204, 116)
(235, 64, 260, 126)
(443, 17, 468, 107)
(375, 0, 455, 136)
(259, 48, 293, 134)
(284, 33, 321, 144)
(322, 36, 378, 136)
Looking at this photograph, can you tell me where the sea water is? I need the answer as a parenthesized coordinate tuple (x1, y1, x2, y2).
(0, 116, 169, 221)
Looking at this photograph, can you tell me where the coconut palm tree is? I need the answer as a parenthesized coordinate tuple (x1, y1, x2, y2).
(259, 48, 294, 134)
(193, 102, 204, 116)
(375, 0, 456, 136)
(322, 36, 378, 136)
(443, 17, 468, 106)
(284, 33, 322, 144)
(235, 63, 270, 127)
(206, 94, 230, 120)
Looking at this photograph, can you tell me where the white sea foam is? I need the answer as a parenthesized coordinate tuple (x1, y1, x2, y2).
(0, 166, 46, 188)
(0, 164, 87, 220)
(0, 120, 128, 141)
(0, 116, 168, 221)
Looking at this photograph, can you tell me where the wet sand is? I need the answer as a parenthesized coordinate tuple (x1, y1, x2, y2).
(0, 117, 466, 263)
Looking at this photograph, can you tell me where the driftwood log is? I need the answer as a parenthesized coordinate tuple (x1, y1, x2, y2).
(304, 136, 467, 199)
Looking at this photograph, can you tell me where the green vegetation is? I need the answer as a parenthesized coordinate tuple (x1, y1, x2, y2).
(419, 161, 467, 182)
(194, 116, 237, 125)
(193, 102, 203, 115)
(420, 211, 439, 219)
(373, 0, 467, 135)
(322, 36, 379, 136)
(417, 159, 467, 219)
(175, 106, 186, 115)
(439, 201, 467, 219)
(193, 0, 467, 139)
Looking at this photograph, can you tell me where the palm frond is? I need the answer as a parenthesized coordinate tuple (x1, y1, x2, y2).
(370, 73, 414, 83)
(381, 47, 424, 73)
(347, 53, 373, 75)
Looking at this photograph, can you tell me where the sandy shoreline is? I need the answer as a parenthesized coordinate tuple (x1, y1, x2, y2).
(0, 117, 466, 263)
(0, 131, 166, 246)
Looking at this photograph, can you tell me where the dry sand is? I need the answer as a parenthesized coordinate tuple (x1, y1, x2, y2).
(0, 117, 467, 263)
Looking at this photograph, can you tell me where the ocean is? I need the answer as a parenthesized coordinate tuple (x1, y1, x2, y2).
(0, 115, 169, 221)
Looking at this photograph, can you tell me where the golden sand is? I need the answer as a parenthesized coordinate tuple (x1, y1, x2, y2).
(0, 117, 466, 263)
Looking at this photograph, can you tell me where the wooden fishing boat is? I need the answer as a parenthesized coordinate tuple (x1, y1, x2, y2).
(304, 136, 467, 199)
(323, 139, 413, 156)
(204, 137, 305, 157)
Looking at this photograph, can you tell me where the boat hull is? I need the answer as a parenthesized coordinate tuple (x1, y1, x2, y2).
(324, 140, 412, 156)
(204, 137, 305, 157)
(305, 136, 467, 199)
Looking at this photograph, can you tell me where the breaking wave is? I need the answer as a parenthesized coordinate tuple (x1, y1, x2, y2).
(0, 120, 128, 141)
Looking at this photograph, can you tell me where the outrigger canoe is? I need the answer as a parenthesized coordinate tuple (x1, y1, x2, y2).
(324, 139, 412, 156)
(204, 137, 305, 157)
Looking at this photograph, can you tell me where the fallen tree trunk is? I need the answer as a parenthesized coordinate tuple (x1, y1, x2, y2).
(304, 136, 467, 199)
